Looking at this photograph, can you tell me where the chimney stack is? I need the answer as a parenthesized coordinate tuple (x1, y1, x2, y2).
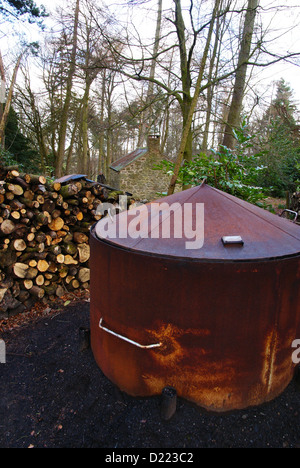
(147, 134, 160, 155)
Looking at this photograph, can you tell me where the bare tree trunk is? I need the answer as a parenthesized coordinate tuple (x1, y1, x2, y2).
(0, 51, 6, 169)
(222, 0, 258, 149)
(137, 0, 162, 146)
(106, 123, 112, 179)
(167, 0, 221, 195)
(0, 52, 23, 151)
(174, 0, 192, 165)
(201, 4, 224, 153)
(65, 101, 83, 173)
(160, 102, 170, 153)
(81, 80, 91, 175)
(22, 74, 49, 172)
(0, 51, 5, 130)
(213, 89, 232, 149)
(55, 0, 80, 178)
(98, 72, 106, 174)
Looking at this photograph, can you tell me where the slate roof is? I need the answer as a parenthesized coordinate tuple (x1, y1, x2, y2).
(110, 148, 148, 172)
(54, 174, 89, 184)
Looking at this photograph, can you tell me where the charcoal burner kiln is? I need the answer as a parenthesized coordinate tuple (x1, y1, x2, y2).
(90, 183, 300, 411)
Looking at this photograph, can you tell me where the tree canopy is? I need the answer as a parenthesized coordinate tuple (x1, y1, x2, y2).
(0, 0, 300, 203)
(0, 0, 47, 24)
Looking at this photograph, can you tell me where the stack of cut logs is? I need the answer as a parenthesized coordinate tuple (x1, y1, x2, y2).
(0, 167, 129, 318)
(290, 192, 300, 217)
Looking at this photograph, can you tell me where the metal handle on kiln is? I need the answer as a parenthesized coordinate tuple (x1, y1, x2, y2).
(99, 318, 161, 349)
(280, 209, 298, 222)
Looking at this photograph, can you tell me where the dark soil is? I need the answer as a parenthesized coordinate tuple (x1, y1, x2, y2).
(1, 300, 300, 449)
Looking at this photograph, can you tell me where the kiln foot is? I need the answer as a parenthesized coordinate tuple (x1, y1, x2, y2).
(161, 386, 177, 420)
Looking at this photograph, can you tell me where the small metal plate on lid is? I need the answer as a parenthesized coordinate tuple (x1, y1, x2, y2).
(222, 236, 244, 246)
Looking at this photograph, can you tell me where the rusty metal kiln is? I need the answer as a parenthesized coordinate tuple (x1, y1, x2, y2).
(89, 183, 300, 411)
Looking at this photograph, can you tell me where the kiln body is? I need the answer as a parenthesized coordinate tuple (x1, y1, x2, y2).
(90, 184, 300, 411)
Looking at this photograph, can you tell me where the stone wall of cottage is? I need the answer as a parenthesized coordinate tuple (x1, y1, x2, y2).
(108, 136, 172, 201)
(118, 152, 170, 201)
(109, 169, 120, 190)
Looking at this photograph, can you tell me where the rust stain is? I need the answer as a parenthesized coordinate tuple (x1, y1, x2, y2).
(262, 328, 278, 392)
(147, 322, 211, 364)
(141, 358, 240, 411)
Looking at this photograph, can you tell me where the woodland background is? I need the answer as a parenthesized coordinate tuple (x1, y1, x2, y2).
(1, 0, 300, 199)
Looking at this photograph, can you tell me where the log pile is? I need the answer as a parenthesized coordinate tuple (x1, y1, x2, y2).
(290, 192, 300, 215)
(0, 168, 127, 318)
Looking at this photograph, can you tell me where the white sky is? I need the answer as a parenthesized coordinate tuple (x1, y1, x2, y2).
(47, 0, 300, 103)
(1, 0, 300, 106)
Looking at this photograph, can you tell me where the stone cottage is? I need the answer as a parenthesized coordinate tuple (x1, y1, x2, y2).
(109, 134, 170, 201)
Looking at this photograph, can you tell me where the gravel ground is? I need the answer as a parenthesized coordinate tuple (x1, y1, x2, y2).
(1, 300, 300, 449)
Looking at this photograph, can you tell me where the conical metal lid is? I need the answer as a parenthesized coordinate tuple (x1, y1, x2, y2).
(95, 183, 300, 261)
